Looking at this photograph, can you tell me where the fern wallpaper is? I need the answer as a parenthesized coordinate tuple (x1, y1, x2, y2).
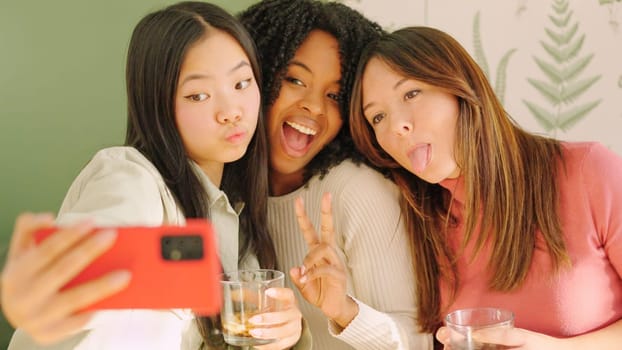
(338, 0, 622, 154)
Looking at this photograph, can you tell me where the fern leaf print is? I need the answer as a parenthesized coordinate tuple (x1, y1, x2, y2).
(472, 12, 516, 104)
(527, 78, 561, 105)
(561, 76, 601, 103)
(473, 12, 490, 78)
(524, 0, 602, 136)
(524, 100, 556, 131)
(548, 12, 569, 27)
(599, 0, 621, 30)
(495, 49, 518, 103)
(563, 54, 594, 81)
(533, 57, 564, 84)
(558, 101, 601, 131)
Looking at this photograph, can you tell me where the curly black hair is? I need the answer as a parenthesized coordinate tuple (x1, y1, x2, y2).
(238, 0, 385, 181)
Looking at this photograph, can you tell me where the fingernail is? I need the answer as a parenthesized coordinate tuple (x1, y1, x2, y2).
(436, 327, 448, 339)
(249, 328, 263, 337)
(300, 275, 307, 283)
(248, 315, 262, 324)
(266, 288, 278, 298)
(109, 271, 131, 286)
(95, 229, 117, 244)
(299, 265, 306, 275)
(75, 219, 96, 235)
(34, 213, 54, 222)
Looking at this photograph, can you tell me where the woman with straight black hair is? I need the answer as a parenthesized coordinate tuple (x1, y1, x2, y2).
(2, 2, 307, 349)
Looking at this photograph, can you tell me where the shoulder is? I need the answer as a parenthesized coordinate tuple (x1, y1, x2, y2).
(319, 160, 400, 211)
(561, 141, 617, 162)
(321, 160, 396, 194)
(78, 146, 164, 184)
(58, 146, 170, 226)
(89, 146, 160, 172)
(558, 142, 622, 226)
(561, 142, 622, 178)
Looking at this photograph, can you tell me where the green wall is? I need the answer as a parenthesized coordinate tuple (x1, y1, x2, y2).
(0, 0, 256, 347)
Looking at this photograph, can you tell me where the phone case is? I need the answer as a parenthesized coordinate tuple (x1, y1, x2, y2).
(35, 219, 221, 315)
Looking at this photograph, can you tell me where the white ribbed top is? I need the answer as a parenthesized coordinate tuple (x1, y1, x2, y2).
(267, 160, 433, 350)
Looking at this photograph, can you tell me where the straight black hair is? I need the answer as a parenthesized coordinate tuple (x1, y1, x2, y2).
(124, 1, 276, 346)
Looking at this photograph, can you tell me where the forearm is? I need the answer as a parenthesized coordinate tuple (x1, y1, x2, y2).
(563, 319, 622, 350)
(328, 297, 432, 350)
(322, 165, 432, 348)
(8, 328, 89, 350)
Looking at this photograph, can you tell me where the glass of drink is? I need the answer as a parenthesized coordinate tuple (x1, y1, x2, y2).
(445, 307, 514, 350)
(220, 269, 285, 347)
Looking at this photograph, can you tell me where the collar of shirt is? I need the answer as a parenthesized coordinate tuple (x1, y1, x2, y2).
(190, 161, 244, 216)
(190, 161, 245, 273)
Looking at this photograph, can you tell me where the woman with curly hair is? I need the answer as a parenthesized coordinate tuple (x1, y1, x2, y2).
(350, 26, 622, 349)
(239, 1, 433, 349)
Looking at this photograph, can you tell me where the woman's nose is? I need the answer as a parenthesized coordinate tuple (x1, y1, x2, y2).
(216, 99, 242, 124)
(392, 115, 413, 136)
(297, 91, 325, 117)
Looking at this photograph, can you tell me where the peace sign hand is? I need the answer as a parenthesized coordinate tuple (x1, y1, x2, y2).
(289, 193, 359, 328)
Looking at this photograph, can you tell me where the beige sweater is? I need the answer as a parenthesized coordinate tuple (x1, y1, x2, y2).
(267, 160, 433, 350)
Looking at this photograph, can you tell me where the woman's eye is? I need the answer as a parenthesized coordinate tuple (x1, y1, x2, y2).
(284, 76, 305, 87)
(404, 89, 420, 100)
(371, 113, 385, 125)
(236, 78, 253, 90)
(185, 93, 209, 102)
(327, 92, 340, 102)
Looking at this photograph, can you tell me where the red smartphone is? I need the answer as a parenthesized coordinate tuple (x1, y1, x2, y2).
(35, 219, 221, 315)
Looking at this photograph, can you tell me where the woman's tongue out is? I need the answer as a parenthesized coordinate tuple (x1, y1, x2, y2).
(281, 122, 314, 157)
(408, 144, 430, 173)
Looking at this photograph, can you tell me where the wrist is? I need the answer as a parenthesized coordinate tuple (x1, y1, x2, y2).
(332, 295, 359, 329)
(559, 335, 580, 350)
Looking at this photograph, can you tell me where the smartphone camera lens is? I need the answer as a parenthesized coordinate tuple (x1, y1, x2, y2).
(161, 235, 204, 261)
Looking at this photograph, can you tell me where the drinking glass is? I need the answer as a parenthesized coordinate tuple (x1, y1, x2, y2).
(445, 307, 514, 350)
(220, 269, 284, 347)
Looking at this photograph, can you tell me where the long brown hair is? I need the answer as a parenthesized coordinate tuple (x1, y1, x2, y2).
(350, 26, 569, 332)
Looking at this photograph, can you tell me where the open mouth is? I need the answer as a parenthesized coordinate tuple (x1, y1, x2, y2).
(407, 143, 430, 173)
(281, 121, 317, 156)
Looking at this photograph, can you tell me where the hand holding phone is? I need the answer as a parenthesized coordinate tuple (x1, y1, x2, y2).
(34, 219, 221, 315)
(2, 214, 130, 344)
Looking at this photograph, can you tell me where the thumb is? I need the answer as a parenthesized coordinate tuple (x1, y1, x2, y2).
(435, 326, 450, 345)
(472, 327, 524, 347)
(265, 287, 296, 308)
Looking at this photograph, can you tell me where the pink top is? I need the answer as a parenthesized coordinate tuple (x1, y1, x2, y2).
(439, 142, 622, 337)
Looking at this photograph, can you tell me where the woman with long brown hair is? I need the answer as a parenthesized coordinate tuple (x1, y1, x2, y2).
(350, 26, 622, 349)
